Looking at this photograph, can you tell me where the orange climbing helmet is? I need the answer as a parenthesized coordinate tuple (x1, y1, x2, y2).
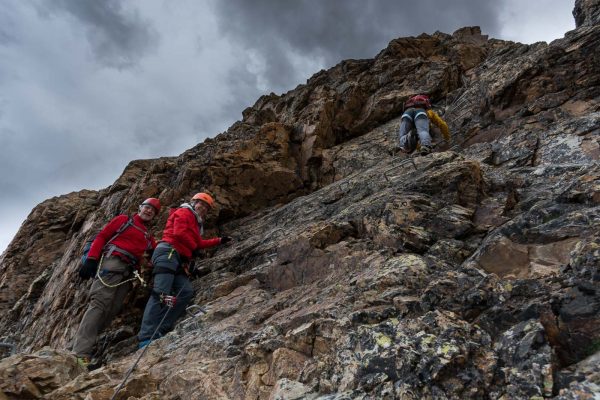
(191, 192, 215, 208)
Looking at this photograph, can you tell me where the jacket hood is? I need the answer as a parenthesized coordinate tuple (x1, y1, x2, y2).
(178, 203, 203, 225)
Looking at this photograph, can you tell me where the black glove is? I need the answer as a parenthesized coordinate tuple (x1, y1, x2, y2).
(79, 258, 99, 280)
(188, 262, 202, 280)
(220, 236, 232, 245)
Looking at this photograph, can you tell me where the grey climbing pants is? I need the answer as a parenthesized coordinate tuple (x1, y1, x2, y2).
(72, 257, 133, 358)
(137, 242, 194, 342)
(398, 107, 431, 150)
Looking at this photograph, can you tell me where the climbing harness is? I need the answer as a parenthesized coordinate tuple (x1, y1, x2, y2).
(95, 254, 147, 288)
(81, 216, 147, 264)
(82, 214, 153, 284)
(160, 294, 177, 307)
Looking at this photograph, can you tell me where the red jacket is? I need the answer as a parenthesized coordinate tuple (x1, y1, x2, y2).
(161, 206, 221, 258)
(88, 214, 157, 264)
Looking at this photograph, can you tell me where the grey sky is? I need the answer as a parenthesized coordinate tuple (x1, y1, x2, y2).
(0, 0, 575, 253)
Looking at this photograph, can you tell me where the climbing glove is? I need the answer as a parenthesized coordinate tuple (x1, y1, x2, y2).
(79, 258, 98, 280)
(191, 249, 202, 258)
(220, 236, 232, 245)
(188, 261, 202, 280)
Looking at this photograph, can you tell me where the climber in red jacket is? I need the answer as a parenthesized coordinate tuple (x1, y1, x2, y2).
(137, 192, 232, 347)
(73, 198, 160, 368)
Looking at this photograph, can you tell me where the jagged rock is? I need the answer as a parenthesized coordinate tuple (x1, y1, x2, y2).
(491, 320, 554, 398)
(321, 310, 496, 398)
(573, 0, 600, 27)
(268, 378, 316, 400)
(555, 351, 600, 398)
(0, 347, 83, 398)
(568, 233, 600, 281)
(0, 1, 599, 398)
(0, 190, 101, 319)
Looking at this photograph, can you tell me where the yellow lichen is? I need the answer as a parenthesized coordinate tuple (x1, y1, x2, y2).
(375, 333, 392, 348)
(439, 343, 458, 356)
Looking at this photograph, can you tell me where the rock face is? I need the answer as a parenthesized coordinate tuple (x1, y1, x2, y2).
(574, 0, 600, 27)
(0, 2, 599, 399)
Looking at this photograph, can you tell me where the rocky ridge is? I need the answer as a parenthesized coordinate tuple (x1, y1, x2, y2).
(0, 1, 599, 399)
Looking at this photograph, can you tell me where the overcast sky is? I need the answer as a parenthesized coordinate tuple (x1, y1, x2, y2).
(0, 0, 576, 254)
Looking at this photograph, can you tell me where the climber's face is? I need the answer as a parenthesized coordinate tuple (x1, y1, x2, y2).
(138, 204, 157, 222)
(194, 200, 210, 218)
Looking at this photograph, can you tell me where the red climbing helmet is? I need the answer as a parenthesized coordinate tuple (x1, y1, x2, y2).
(141, 198, 161, 213)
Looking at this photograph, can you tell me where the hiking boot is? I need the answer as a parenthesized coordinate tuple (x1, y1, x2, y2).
(419, 145, 432, 155)
(138, 339, 151, 349)
(394, 144, 410, 154)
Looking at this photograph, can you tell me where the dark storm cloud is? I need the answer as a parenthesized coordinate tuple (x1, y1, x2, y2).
(0, 0, 575, 255)
(0, 3, 18, 45)
(0, 30, 14, 45)
(41, 0, 159, 68)
(214, 0, 503, 91)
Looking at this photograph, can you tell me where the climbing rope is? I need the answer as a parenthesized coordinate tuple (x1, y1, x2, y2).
(110, 285, 185, 400)
(95, 254, 147, 288)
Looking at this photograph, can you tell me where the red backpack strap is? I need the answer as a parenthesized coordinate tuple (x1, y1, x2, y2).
(106, 216, 148, 245)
